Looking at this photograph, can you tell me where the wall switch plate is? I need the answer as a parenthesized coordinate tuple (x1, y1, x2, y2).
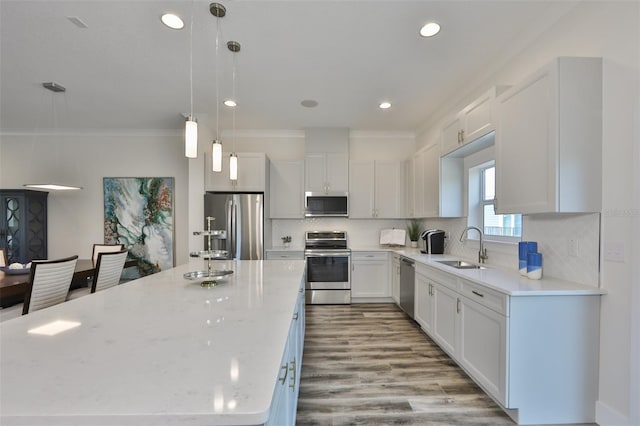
(604, 241, 625, 263)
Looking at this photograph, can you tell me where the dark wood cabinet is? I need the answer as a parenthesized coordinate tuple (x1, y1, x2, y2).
(0, 190, 48, 264)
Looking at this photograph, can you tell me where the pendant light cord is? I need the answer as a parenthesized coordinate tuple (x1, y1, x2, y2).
(232, 48, 236, 153)
(215, 16, 220, 140)
(189, 1, 194, 118)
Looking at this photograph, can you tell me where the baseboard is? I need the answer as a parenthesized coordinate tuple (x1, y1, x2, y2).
(596, 400, 628, 425)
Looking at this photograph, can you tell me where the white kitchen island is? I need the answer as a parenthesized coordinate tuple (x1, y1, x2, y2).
(0, 259, 306, 426)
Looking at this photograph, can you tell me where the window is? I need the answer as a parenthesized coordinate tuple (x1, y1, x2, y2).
(480, 165, 521, 238)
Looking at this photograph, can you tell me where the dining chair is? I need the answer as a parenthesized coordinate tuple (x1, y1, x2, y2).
(0, 248, 7, 267)
(67, 250, 128, 300)
(1, 256, 79, 322)
(92, 243, 125, 261)
(23, 255, 79, 314)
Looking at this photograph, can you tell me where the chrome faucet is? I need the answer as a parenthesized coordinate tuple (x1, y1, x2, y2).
(460, 226, 488, 264)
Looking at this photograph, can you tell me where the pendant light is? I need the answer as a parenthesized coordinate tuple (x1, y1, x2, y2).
(210, 2, 226, 172)
(24, 82, 82, 191)
(184, 2, 197, 158)
(228, 40, 240, 181)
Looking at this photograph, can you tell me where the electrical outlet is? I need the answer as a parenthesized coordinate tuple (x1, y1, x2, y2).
(604, 241, 625, 263)
(568, 239, 579, 257)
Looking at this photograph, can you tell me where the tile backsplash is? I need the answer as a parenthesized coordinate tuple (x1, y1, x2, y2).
(272, 218, 409, 248)
(272, 213, 600, 288)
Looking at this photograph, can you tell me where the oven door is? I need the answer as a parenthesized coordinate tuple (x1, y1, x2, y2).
(304, 251, 350, 290)
(305, 250, 351, 304)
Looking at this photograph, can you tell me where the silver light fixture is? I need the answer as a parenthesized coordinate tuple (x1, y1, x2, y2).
(227, 41, 240, 182)
(24, 83, 82, 191)
(210, 2, 226, 172)
(184, 2, 197, 158)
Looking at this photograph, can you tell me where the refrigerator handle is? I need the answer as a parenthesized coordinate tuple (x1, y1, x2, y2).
(232, 201, 238, 258)
(226, 199, 234, 258)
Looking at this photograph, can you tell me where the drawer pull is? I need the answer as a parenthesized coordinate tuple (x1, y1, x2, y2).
(278, 364, 288, 385)
(471, 290, 485, 298)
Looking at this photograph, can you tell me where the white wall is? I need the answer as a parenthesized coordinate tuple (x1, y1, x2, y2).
(416, 2, 639, 424)
(0, 131, 190, 266)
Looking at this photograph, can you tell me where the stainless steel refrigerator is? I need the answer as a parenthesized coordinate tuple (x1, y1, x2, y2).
(204, 192, 264, 260)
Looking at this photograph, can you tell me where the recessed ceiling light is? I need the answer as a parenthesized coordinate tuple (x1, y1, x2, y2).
(379, 101, 392, 109)
(301, 99, 319, 108)
(420, 22, 441, 37)
(224, 99, 237, 108)
(161, 13, 184, 30)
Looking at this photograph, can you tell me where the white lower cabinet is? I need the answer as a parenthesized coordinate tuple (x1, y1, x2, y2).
(267, 284, 305, 426)
(351, 252, 390, 299)
(458, 295, 507, 405)
(413, 270, 433, 334)
(391, 253, 401, 304)
(414, 263, 600, 425)
(431, 282, 459, 356)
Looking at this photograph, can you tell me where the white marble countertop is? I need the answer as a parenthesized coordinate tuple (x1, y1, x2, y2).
(351, 245, 604, 296)
(0, 258, 306, 426)
(397, 250, 604, 296)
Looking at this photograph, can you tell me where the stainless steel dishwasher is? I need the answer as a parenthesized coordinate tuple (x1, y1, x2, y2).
(399, 256, 415, 319)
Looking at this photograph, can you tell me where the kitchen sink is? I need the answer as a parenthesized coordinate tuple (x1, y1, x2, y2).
(436, 260, 486, 270)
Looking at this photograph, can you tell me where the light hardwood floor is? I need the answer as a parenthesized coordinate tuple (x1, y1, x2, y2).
(297, 303, 596, 426)
(296, 303, 514, 425)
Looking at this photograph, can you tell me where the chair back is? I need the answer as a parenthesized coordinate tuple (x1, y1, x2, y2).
(92, 250, 128, 293)
(92, 244, 125, 261)
(0, 248, 7, 267)
(23, 255, 78, 315)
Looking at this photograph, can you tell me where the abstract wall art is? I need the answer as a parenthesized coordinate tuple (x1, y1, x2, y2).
(103, 177, 174, 277)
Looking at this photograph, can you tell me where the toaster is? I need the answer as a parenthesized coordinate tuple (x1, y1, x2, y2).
(420, 229, 446, 254)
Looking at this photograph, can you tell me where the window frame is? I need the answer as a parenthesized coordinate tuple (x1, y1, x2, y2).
(467, 157, 521, 244)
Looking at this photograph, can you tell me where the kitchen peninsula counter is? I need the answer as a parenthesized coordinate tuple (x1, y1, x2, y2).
(0, 259, 306, 426)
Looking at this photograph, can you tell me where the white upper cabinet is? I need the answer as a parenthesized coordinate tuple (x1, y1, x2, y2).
(441, 87, 508, 156)
(375, 161, 405, 218)
(409, 143, 439, 218)
(304, 128, 349, 193)
(270, 160, 304, 218)
(348, 160, 375, 218)
(349, 160, 404, 218)
(495, 57, 602, 214)
(305, 153, 349, 193)
(441, 114, 463, 155)
(205, 152, 269, 192)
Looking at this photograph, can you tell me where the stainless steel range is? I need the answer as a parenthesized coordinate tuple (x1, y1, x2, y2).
(304, 231, 351, 304)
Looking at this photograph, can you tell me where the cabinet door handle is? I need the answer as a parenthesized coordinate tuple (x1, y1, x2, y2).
(289, 358, 297, 390)
(460, 129, 464, 142)
(471, 290, 484, 298)
(278, 364, 288, 385)
(456, 298, 461, 314)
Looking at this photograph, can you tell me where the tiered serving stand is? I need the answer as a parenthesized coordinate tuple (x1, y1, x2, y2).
(184, 216, 233, 287)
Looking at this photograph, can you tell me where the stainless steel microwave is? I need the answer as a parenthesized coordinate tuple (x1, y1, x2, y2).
(304, 192, 349, 217)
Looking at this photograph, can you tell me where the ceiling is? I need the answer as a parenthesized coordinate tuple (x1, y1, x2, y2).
(0, 0, 579, 134)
